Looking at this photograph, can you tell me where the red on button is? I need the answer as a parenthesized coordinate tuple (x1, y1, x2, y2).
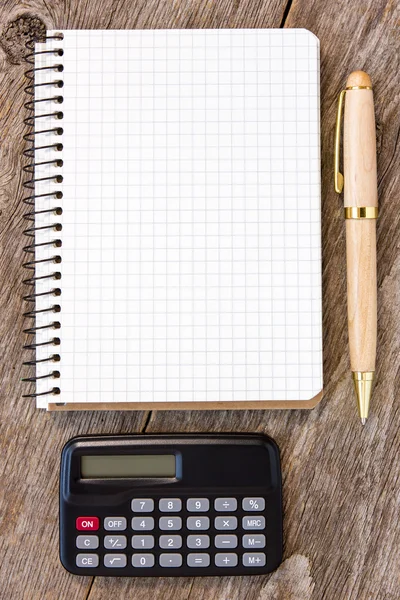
(76, 517, 99, 531)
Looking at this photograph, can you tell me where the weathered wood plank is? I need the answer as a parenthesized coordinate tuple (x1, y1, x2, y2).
(1, 0, 400, 599)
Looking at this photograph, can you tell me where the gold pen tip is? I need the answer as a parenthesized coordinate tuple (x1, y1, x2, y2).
(352, 371, 374, 423)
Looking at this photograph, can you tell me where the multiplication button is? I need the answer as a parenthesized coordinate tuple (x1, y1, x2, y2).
(215, 516, 237, 530)
(131, 499, 154, 513)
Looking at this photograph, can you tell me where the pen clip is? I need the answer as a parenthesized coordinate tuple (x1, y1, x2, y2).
(334, 89, 346, 194)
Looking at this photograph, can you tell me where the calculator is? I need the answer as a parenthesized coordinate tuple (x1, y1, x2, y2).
(60, 433, 283, 577)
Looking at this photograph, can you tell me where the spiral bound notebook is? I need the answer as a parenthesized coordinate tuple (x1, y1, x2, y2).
(24, 29, 323, 410)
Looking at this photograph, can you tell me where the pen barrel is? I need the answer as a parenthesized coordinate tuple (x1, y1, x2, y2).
(343, 88, 378, 208)
(346, 219, 377, 371)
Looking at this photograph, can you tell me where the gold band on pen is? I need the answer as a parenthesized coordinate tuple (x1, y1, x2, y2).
(344, 207, 378, 219)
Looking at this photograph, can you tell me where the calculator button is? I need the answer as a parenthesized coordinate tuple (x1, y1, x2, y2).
(76, 553, 99, 568)
(215, 534, 238, 549)
(104, 554, 127, 568)
(187, 516, 210, 531)
(242, 497, 265, 511)
(76, 535, 99, 550)
(132, 535, 155, 549)
(159, 535, 183, 549)
(159, 553, 183, 568)
(76, 517, 99, 531)
(159, 516, 182, 531)
(242, 534, 266, 549)
(214, 498, 237, 512)
(186, 498, 210, 512)
(187, 553, 210, 567)
(214, 516, 237, 530)
(215, 553, 238, 567)
(104, 535, 127, 550)
(104, 517, 127, 531)
(132, 553, 155, 568)
(132, 517, 155, 531)
(131, 499, 154, 513)
(242, 516, 266, 530)
(187, 535, 210, 549)
(159, 498, 182, 512)
(242, 552, 266, 567)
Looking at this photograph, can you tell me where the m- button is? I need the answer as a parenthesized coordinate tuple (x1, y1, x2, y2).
(104, 517, 127, 531)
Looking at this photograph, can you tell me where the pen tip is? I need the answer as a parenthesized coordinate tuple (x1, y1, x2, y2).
(361, 417, 367, 426)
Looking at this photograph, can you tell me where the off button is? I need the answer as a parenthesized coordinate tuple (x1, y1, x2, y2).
(76, 517, 99, 531)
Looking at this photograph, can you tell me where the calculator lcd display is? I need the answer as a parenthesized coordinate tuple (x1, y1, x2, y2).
(80, 454, 176, 478)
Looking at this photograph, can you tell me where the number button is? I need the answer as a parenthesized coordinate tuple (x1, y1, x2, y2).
(187, 535, 210, 549)
(76, 553, 99, 568)
(186, 498, 209, 512)
(215, 535, 238, 549)
(214, 498, 237, 512)
(242, 497, 265, 511)
(132, 554, 155, 568)
(187, 553, 210, 567)
(159, 535, 182, 549)
(104, 554, 127, 568)
(187, 516, 210, 531)
(215, 553, 238, 567)
(104, 535, 127, 550)
(159, 517, 182, 531)
(132, 535, 155, 549)
(159, 554, 183, 568)
(104, 517, 127, 531)
(242, 552, 266, 567)
(215, 516, 237, 530)
(131, 499, 154, 513)
(242, 534, 266, 549)
(131, 517, 155, 531)
(159, 498, 182, 512)
(76, 535, 99, 550)
(242, 515, 266, 530)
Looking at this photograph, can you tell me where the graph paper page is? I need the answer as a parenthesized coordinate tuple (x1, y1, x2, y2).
(34, 29, 322, 407)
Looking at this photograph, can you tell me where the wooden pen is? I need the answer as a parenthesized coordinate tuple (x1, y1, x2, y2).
(334, 71, 378, 424)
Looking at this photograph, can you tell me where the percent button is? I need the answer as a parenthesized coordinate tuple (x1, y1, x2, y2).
(242, 498, 265, 512)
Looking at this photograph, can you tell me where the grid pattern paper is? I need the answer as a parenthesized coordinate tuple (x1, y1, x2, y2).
(33, 29, 323, 408)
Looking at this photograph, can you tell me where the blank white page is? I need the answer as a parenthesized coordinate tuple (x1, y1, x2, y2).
(34, 29, 322, 407)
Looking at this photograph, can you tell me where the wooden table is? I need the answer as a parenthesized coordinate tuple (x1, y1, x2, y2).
(1, 1, 399, 598)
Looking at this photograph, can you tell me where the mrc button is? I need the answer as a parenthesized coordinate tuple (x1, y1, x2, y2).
(76, 517, 99, 531)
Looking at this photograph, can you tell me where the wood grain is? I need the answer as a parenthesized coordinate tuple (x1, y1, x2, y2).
(1, 0, 400, 599)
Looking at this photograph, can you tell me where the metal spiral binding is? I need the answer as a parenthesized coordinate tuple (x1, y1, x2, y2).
(22, 33, 64, 399)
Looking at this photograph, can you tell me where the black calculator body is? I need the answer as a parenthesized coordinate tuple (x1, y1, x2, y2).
(60, 433, 283, 577)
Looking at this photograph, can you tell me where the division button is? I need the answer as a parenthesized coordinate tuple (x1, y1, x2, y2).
(132, 553, 155, 568)
(104, 554, 127, 568)
(159, 516, 182, 531)
(215, 498, 237, 512)
(214, 516, 238, 530)
(242, 552, 266, 567)
(242, 516, 266, 530)
(76, 535, 99, 550)
(159, 535, 182, 549)
(104, 517, 127, 531)
(159, 498, 182, 512)
(76, 553, 99, 568)
(186, 498, 210, 512)
(159, 553, 183, 568)
(131, 535, 155, 549)
(131, 499, 154, 513)
(186, 516, 210, 531)
(242, 534, 266, 549)
(187, 553, 210, 567)
(215, 534, 238, 549)
(76, 517, 99, 531)
(131, 517, 155, 531)
(242, 498, 265, 512)
(215, 553, 238, 567)
(187, 535, 210, 549)
(104, 535, 127, 550)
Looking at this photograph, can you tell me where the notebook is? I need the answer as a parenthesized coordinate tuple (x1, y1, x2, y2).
(24, 28, 323, 410)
